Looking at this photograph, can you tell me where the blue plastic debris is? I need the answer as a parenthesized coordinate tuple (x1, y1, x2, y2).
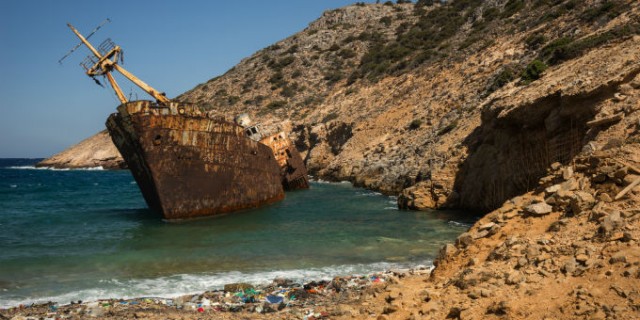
(266, 295, 284, 304)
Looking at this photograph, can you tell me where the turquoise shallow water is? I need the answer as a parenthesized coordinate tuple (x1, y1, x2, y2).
(0, 158, 475, 308)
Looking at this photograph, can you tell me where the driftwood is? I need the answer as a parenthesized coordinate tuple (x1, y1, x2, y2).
(613, 159, 640, 175)
(615, 176, 640, 200)
(586, 113, 624, 128)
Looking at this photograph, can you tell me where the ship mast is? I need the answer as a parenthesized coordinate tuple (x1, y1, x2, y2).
(66, 23, 170, 104)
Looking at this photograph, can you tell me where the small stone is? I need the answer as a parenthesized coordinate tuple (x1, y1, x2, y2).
(551, 162, 562, 171)
(439, 244, 458, 261)
(562, 167, 574, 180)
(456, 233, 473, 248)
(474, 230, 490, 239)
(600, 211, 623, 234)
(597, 193, 612, 202)
(545, 184, 561, 194)
(382, 305, 399, 314)
(609, 252, 627, 264)
(505, 271, 524, 285)
(562, 258, 577, 274)
(613, 93, 627, 102)
(468, 290, 481, 299)
(575, 254, 589, 264)
(609, 232, 624, 241)
(560, 178, 579, 191)
(503, 210, 518, 219)
(516, 257, 528, 269)
(479, 222, 496, 231)
(525, 202, 553, 216)
(623, 267, 638, 278)
(570, 191, 596, 215)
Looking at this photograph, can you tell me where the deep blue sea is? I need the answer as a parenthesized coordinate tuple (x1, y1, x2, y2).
(0, 158, 474, 308)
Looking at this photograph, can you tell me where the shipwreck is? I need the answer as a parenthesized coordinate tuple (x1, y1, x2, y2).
(64, 21, 308, 220)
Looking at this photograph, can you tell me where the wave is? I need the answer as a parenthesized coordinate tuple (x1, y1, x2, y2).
(448, 220, 474, 228)
(0, 261, 432, 309)
(6, 166, 105, 171)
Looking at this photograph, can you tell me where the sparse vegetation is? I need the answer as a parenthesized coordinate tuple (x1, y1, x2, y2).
(521, 59, 548, 84)
(337, 48, 357, 59)
(380, 16, 393, 27)
(324, 70, 344, 85)
(580, 0, 629, 22)
(268, 56, 295, 71)
(409, 119, 422, 130)
(488, 67, 517, 94)
(266, 100, 287, 111)
(501, 0, 525, 19)
(322, 112, 339, 123)
(538, 23, 640, 66)
(525, 33, 546, 50)
(437, 120, 458, 136)
(268, 72, 287, 89)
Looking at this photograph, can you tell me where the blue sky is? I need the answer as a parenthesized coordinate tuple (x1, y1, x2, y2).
(0, 0, 375, 158)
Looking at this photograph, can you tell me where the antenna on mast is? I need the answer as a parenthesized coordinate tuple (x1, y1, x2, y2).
(59, 18, 111, 65)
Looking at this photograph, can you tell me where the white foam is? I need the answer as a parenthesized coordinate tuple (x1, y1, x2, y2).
(448, 221, 473, 228)
(7, 166, 104, 171)
(0, 261, 432, 309)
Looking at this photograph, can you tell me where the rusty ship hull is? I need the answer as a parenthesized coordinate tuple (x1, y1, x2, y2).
(106, 100, 290, 220)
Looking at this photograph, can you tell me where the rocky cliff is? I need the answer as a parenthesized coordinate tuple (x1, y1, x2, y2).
(36, 130, 125, 169)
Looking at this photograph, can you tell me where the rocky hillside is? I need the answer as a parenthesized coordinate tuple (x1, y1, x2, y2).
(177, 0, 640, 213)
(44, 0, 639, 214)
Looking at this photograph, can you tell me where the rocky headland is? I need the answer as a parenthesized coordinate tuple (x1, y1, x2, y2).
(23, 0, 640, 318)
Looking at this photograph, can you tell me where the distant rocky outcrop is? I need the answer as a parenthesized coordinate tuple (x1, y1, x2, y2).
(36, 130, 125, 169)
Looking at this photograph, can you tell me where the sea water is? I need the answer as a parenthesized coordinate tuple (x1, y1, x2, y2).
(0, 158, 475, 308)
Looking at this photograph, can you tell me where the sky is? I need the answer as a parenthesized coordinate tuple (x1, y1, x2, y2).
(0, 0, 377, 158)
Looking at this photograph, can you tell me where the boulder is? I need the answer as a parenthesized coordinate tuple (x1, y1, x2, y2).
(397, 182, 437, 210)
(525, 202, 553, 216)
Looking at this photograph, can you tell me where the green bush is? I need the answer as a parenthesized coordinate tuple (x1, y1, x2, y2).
(380, 16, 393, 27)
(328, 43, 341, 52)
(501, 0, 525, 19)
(488, 67, 517, 93)
(415, 0, 434, 7)
(409, 119, 422, 130)
(580, 1, 627, 22)
(268, 72, 287, 89)
(322, 112, 339, 123)
(525, 34, 546, 50)
(266, 100, 287, 110)
(227, 96, 240, 106)
(268, 56, 295, 71)
(437, 120, 458, 136)
(521, 60, 547, 84)
(324, 70, 344, 85)
(337, 48, 357, 59)
(539, 37, 573, 65)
